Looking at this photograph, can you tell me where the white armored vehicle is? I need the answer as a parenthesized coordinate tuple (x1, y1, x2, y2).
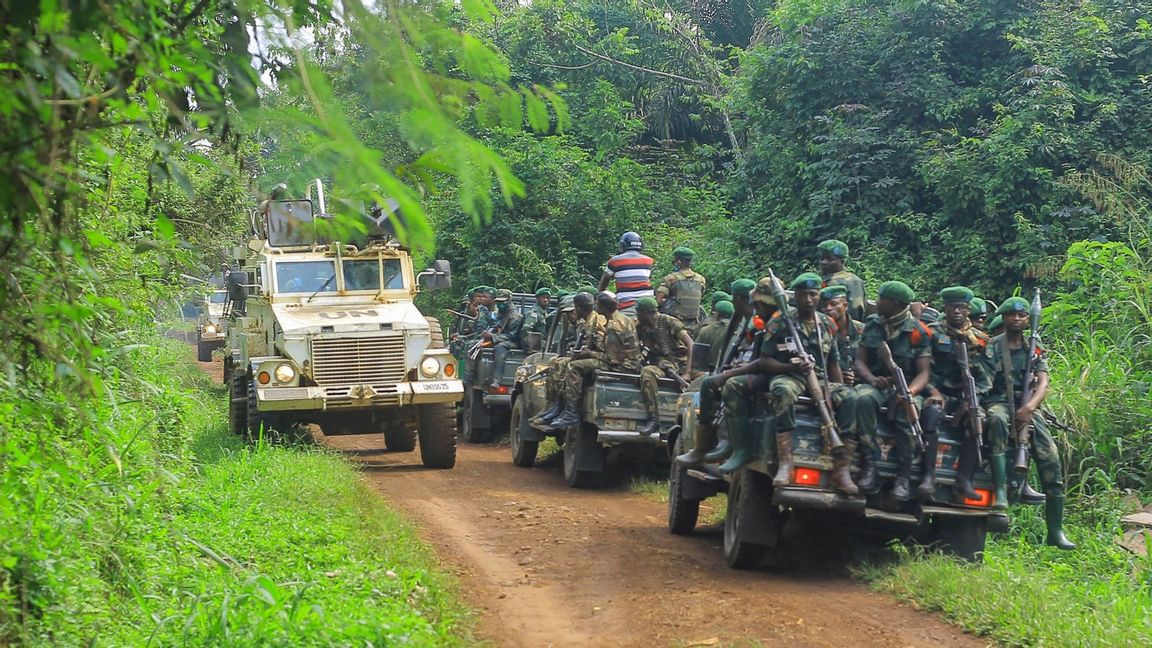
(196, 289, 228, 361)
(224, 183, 462, 468)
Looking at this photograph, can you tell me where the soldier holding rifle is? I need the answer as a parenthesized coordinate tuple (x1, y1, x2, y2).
(853, 281, 933, 500)
(983, 295, 1075, 549)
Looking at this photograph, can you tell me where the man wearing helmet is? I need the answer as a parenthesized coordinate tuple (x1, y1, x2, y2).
(597, 231, 654, 316)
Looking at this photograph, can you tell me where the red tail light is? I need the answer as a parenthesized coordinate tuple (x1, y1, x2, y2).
(964, 488, 992, 507)
(488, 385, 509, 395)
(792, 467, 822, 486)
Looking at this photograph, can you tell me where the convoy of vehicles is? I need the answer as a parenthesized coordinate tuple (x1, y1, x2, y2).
(458, 292, 537, 443)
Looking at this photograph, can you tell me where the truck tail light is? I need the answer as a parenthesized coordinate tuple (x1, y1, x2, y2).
(487, 385, 509, 395)
(792, 467, 821, 486)
(964, 488, 993, 507)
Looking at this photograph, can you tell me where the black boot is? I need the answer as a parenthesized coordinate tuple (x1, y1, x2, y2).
(953, 440, 979, 501)
(1020, 481, 1047, 505)
(1045, 496, 1076, 550)
(491, 345, 507, 388)
(533, 398, 563, 425)
(704, 439, 731, 462)
(548, 399, 581, 429)
(892, 464, 911, 501)
(637, 415, 659, 437)
(856, 448, 880, 495)
(917, 434, 939, 501)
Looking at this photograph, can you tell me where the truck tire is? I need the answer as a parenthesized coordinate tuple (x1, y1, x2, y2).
(382, 422, 417, 453)
(425, 317, 446, 348)
(418, 403, 457, 469)
(562, 426, 600, 489)
(461, 389, 491, 443)
(228, 371, 247, 436)
(197, 340, 212, 362)
(930, 516, 988, 563)
(724, 469, 772, 569)
(246, 379, 285, 440)
(667, 435, 700, 535)
(510, 398, 538, 468)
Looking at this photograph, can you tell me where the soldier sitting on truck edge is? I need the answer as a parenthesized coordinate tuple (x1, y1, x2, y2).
(520, 287, 553, 351)
(486, 289, 525, 389)
(923, 286, 993, 503)
(655, 247, 707, 334)
(853, 281, 933, 499)
(695, 300, 734, 369)
(818, 239, 866, 322)
(821, 285, 864, 385)
(533, 293, 605, 427)
(753, 273, 860, 492)
(983, 297, 1075, 549)
(674, 278, 757, 467)
(635, 297, 694, 436)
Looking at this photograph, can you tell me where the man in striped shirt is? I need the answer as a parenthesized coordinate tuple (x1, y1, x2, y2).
(597, 231, 654, 316)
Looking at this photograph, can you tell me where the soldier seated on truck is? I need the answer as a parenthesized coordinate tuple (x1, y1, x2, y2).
(520, 287, 554, 351)
(549, 292, 642, 430)
(533, 293, 605, 426)
(485, 289, 525, 389)
(635, 297, 694, 436)
(695, 299, 734, 369)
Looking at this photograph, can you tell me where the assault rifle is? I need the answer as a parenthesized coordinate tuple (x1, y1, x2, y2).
(876, 340, 926, 453)
(955, 335, 986, 465)
(521, 366, 550, 384)
(448, 309, 476, 321)
(1014, 289, 1043, 474)
(767, 269, 843, 450)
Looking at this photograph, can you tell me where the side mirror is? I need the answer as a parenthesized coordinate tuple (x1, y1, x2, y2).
(690, 342, 711, 373)
(418, 259, 452, 290)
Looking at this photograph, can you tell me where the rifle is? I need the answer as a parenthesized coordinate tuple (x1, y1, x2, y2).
(955, 335, 986, 465)
(876, 340, 926, 453)
(766, 269, 843, 450)
(662, 364, 690, 391)
(521, 366, 550, 384)
(1014, 289, 1043, 474)
(448, 309, 477, 321)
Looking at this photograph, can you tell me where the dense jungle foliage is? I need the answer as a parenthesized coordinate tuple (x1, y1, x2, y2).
(1, 0, 1150, 644)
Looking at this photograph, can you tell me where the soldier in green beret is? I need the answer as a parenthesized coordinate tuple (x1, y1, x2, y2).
(982, 297, 1074, 549)
(635, 297, 694, 436)
(656, 247, 708, 334)
(969, 297, 989, 331)
(711, 291, 732, 308)
(853, 280, 933, 498)
(674, 278, 758, 466)
(821, 284, 864, 385)
(818, 239, 867, 321)
(987, 314, 1004, 336)
(695, 300, 734, 369)
(519, 287, 554, 352)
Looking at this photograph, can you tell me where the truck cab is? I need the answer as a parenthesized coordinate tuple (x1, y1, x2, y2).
(196, 289, 229, 361)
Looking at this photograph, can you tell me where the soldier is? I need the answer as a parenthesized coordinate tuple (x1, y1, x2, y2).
(922, 286, 994, 503)
(655, 247, 707, 334)
(987, 314, 1004, 337)
(983, 297, 1075, 549)
(853, 281, 933, 499)
(673, 278, 757, 466)
(597, 231, 654, 315)
(820, 285, 863, 385)
(695, 300, 734, 369)
(532, 293, 605, 426)
(486, 289, 525, 388)
(818, 239, 866, 321)
(549, 292, 643, 429)
(969, 297, 990, 331)
(520, 287, 553, 351)
(635, 297, 694, 436)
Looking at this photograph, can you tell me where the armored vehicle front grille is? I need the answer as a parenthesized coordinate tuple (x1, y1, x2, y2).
(311, 336, 407, 386)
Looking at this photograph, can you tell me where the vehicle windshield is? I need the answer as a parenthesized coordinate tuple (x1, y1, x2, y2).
(276, 260, 337, 293)
(343, 259, 405, 291)
(208, 292, 228, 304)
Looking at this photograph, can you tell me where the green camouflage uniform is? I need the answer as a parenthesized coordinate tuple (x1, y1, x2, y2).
(695, 316, 732, 368)
(563, 311, 642, 400)
(832, 318, 864, 378)
(700, 317, 758, 429)
(983, 334, 1063, 493)
(761, 309, 859, 442)
(545, 312, 605, 402)
(520, 303, 551, 351)
(823, 270, 866, 321)
(656, 269, 707, 332)
(854, 313, 932, 457)
(638, 313, 688, 414)
(926, 321, 992, 432)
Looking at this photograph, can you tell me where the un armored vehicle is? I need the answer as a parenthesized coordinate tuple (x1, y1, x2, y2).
(196, 289, 229, 361)
(223, 183, 463, 468)
(508, 310, 680, 488)
(667, 320, 1007, 566)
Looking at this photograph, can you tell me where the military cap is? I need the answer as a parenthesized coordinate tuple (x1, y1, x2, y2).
(672, 246, 696, 259)
(730, 278, 756, 299)
(474, 286, 494, 295)
(494, 289, 512, 301)
(710, 291, 732, 306)
(577, 284, 597, 295)
(714, 300, 735, 318)
(751, 277, 779, 304)
(558, 295, 576, 312)
(596, 290, 618, 305)
(969, 297, 988, 315)
(535, 287, 553, 298)
(988, 314, 1004, 331)
(996, 296, 1029, 315)
(817, 239, 849, 259)
(790, 272, 823, 291)
(939, 286, 974, 304)
(820, 285, 848, 301)
(877, 280, 915, 304)
(573, 292, 595, 308)
(636, 296, 659, 312)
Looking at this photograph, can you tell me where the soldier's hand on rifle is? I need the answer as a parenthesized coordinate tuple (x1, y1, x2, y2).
(842, 368, 855, 384)
(1015, 404, 1035, 428)
(870, 375, 892, 390)
(790, 356, 814, 374)
(925, 390, 945, 408)
(482, 331, 493, 341)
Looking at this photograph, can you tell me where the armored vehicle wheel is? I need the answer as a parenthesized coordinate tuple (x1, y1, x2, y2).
(724, 469, 773, 569)
(246, 380, 285, 440)
(417, 403, 457, 469)
(382, 422, 417, 453)
(562, 425, 600, 489)
(196, 340, 212, 362)
(929, 516, 987, 563)
(228, 371, 247, 436)
(461, 389, 491, 443)
(510, 398, 538, 468)
(667, 435, 700, 535)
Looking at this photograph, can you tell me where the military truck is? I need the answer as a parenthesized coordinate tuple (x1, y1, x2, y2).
(223, 182, 463, 468)
(460, 292, 548, 443)
(508, 310, 681, 488)
(667, 322, 1007, 565)
(196, 289, 229, 361)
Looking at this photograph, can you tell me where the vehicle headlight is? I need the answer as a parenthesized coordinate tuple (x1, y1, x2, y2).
(274, 364, 296, 384)
(419, 356, 441, 378)
(204, 324, 217, 334)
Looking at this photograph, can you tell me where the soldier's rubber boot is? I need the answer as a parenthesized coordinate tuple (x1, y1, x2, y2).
(637, 413, 660, 437)
(675, 422, 716, 467)
(916, 434, 939, 501)
(548, 399, 581, 430)
(990, 453, 1009, 511)
(892, 463, 911, 501)
(952, 442, 980, 501)
(704, 437, 731, 463)
(856, 447, 880, 495)
(1044, 496, 1076, 550)
(533, 398, 564, 425)
(719, 417, 754, 473)
(1020, 481, 1047, 505)
(769, 432, 794, 486)
(829, 441, 859, 495)
(490, 346, 507, 388)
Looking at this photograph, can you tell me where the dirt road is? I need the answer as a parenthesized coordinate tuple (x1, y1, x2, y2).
(320, 433, 987, 648)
